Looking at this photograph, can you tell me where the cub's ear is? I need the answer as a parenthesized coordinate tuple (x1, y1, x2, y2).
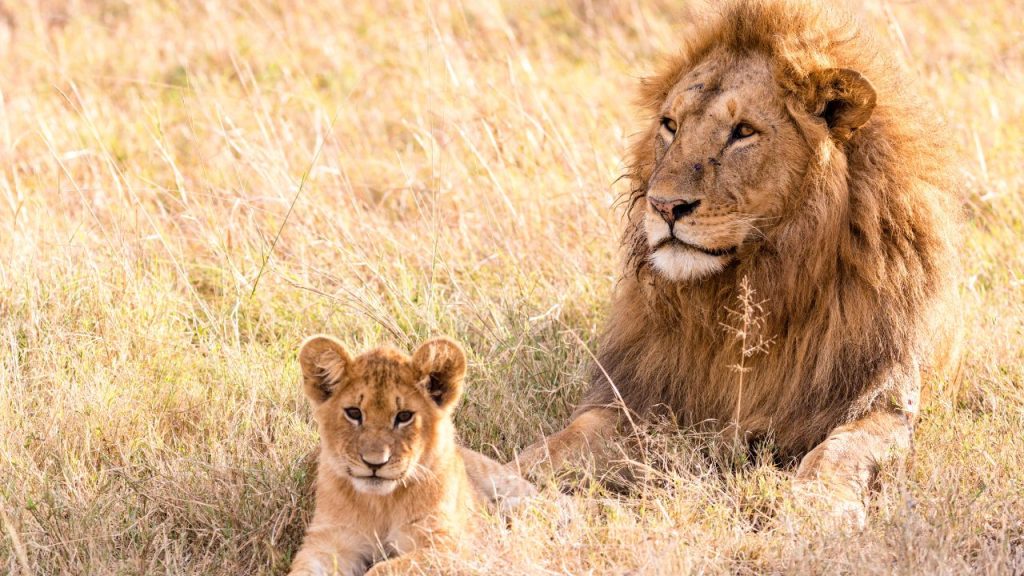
(411, 337, 466, 411)
(298, 335, 351, 407)
(805, 68, 877, 142)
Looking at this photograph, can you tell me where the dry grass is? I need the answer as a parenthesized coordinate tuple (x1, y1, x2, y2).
(1, 0, 1022, 574)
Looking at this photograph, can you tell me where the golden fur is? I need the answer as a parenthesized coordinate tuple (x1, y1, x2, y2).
(290, 336, 535, 576)
(518, 0, 960, 515)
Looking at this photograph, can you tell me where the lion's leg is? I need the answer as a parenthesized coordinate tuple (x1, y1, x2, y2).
(364, 549, 428, 576)
(512, 407, 620, 478)
(460, 446, 537, 510)
(287, 541, 367, 576)
(794, 409, 912, 523)
(365, 524, 456, 576)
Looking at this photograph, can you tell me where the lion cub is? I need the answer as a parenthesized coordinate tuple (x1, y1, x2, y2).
(288, 335, 535, 576)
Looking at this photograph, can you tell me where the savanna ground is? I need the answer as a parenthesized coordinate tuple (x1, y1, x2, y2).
(0, 0, 1022, 574)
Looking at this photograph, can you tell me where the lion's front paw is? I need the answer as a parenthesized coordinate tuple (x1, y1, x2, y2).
(508, 441, 556, 484)
(505, 438, 540, 475)
(790, 476, 867, 530)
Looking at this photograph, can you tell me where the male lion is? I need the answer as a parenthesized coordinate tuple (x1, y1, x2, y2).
(290, 336, 535, 576)
(517, 0, 961, 516)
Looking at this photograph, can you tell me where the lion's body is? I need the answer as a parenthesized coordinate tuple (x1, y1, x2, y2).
(519, 0, 960, 513)
(290, 338, 535, 576)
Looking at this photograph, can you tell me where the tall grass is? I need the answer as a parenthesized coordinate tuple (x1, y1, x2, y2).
(1, 0, 1022, 573)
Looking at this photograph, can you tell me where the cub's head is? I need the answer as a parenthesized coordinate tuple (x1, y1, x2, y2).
(298, 335, 466, 496)
(640, 48, 876, 281)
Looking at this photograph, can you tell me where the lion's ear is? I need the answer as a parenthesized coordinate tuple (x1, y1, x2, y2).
(411, 338, 466, 411)
(298, 335, 351, 407)
(806, 68, 877, 142)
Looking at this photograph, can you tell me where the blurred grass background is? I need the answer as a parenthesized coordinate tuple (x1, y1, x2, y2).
(0, 0, 1021, 573)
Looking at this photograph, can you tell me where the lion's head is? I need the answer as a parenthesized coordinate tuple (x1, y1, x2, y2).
(298, 336, 466, 496)
(641, 47, 876, 281)
(622, 0, 955, 293)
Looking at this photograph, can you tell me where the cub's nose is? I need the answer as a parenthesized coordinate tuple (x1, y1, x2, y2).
(361, 450, 391, 471)
(649, 196, 701, 225)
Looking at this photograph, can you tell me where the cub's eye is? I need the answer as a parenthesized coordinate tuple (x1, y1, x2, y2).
(660, 116, 677, 135)
(344, 407, 362, 423)
(394, 411, 414, 427)
(732, 123, 756, 140)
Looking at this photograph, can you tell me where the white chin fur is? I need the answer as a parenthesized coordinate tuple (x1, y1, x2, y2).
(350, 476, 399, 495)
(651, 245, 726, 281)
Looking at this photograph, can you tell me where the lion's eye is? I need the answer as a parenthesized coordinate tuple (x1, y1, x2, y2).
(394, 411, 414, 427)
(660, 116, 677, 135)
(344, 407, 362, 423)
(732, 123, 756, 140)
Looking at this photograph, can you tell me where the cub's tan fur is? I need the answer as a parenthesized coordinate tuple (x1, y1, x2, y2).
(289, 336, 535, 576)
(517, 0, 961, 517)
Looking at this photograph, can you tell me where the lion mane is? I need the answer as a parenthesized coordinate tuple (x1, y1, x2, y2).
(580, 0, 961, 461)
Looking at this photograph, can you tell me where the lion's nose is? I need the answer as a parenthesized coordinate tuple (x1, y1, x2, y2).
(361, 450, 391, 471)
(649, 196, 701, 225)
